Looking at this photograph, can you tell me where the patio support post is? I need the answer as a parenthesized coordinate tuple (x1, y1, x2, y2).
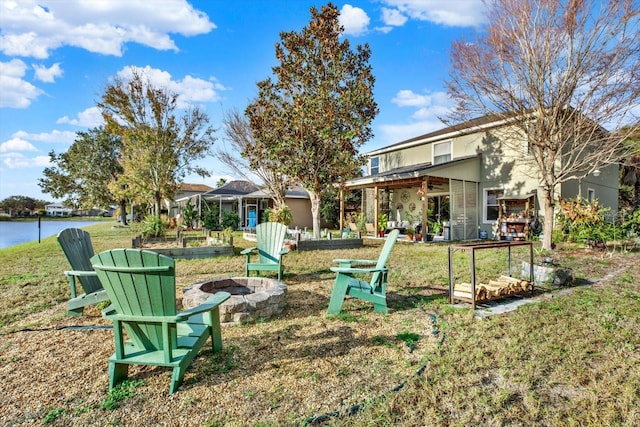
(374, 185, 379, 234)
(421, 177, 429, 242)
(339, 188, 344, 234)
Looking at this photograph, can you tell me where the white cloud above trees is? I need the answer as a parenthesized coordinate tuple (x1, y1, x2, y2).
(0, 0, 215, 59)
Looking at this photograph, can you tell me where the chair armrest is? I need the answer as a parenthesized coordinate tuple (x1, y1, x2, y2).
(64, 270, 97, 298)
(330, 266, 387, 274)
(332, 259, 377, 267)
(176, 292, 231, 320)
(64, 270, 97, 277)
(280, 248, 290, 256)
(240, 247, 257, 255)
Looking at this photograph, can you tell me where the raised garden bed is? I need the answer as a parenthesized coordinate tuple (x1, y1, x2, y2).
(132, 233, 234, 260)
(147, 245, 234, 260)
(296, 238, 363, 251)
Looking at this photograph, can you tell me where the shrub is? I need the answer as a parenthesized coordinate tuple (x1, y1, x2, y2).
(556, 198, 613, 246)
(221, 210, 240, 230)
(202, 205, 221, 231)
(265, 204, 293, 226)
(182, 199, 198, 228)
(140, 214, 167, 238)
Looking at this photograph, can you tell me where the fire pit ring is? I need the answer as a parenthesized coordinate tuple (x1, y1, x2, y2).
(182, 277, 287, 325)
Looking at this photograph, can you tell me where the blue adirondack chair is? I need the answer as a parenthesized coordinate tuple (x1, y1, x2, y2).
(91, 248, 230, 394)
(241, 222, 290, 280)
(57, 228, 110, 316)
(327, 229, 400, 314)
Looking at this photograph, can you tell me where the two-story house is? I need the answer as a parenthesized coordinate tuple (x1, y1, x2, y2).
(338, 113, 618, 241)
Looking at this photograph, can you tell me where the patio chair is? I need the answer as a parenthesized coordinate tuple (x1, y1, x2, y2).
(91, 248, 230, 394)
(241, 222, 289, 280)
(57, 228, 110, 316)
(327, 229, 400, 314)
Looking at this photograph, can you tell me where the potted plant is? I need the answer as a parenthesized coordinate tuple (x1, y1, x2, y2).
(378, 213, 388, 237)
(406, 225, 415, 241)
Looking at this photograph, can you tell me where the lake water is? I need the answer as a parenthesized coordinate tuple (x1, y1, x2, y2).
(0, 220, 103, 249)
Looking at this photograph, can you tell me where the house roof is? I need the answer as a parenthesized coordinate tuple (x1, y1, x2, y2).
(203, 180, 261, 196)
(180, 183, 213, 193)
(244, 186, 310, 200)
(343, 155, 481, 190)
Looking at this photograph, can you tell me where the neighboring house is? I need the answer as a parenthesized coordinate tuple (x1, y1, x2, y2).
(339, 113, 618, 241)
(169, 183, 214, 218)
(45, 203, 73, 217)
(175, 180, 313, 230)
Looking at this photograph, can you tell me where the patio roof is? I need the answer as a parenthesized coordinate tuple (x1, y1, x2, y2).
(342, 154, 481, 190)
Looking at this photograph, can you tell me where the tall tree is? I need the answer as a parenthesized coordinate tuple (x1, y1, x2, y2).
(217, 108, 291, 207)
(39, 127, 129, 223)
(620, 126, 640, 213)
(446, 0, 640, 250)
(246, 3, 378, 238)
(98, 68, 216, 216)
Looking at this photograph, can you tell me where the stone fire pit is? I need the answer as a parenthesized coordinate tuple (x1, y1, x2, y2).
(182, 277, 287, 325)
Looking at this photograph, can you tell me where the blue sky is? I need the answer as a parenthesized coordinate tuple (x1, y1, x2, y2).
(0, 0, 487, 202)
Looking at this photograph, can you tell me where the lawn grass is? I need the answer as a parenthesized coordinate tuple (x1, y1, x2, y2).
(0, 222, 638, 426)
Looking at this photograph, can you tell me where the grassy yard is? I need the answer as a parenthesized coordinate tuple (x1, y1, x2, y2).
(0, 222, 638, 426)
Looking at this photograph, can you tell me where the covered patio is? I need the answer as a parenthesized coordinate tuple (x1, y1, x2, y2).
(338, 155, 482, 242)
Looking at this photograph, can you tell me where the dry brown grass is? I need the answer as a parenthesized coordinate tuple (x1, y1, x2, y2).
(1, 223, 639, 426)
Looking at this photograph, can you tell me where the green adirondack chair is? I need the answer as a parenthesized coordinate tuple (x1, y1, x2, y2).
(241, 222, 290, 280)
(91, 248, 230, 394)
(57, 228, 110, 316)
(327, 229, 400, 314)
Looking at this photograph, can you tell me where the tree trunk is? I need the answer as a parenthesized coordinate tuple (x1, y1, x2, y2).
(541, 192, 555, 250)
(119, 199, 128, 225)
(154, 192, 162, 217)
(309, 191, 321, 240)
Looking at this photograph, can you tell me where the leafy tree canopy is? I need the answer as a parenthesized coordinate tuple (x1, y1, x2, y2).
(246, 2, 378, 238)
(98, 68, 216, 216)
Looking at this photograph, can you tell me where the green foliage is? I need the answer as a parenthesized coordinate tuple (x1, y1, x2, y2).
(265, 204, 293, 226)
(99, 379, 144, 410)
(377, 213, 388, 231)
(221, 210, 240, 230)
(202, 204, 221, 230)
(356, 212, 367, 232)
(39, 127, 123, 210)
(43, 407, 65, 424)
(556, 198, 613, 245)
(182, 199, 198, 228)
(98, 68, 216, 215)
(0, 195, 50, 216)
(140, 214, 167, 238)
(245, 3, 377, 236)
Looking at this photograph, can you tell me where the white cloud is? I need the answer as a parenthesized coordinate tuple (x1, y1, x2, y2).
(1, 152, 51, 168)
(0, 59, 42, 108)
(33, 62, 63, 83)
(0, 138, 38, 153)
(12, 129, 76, 144)
(381, 8, 408, 27)
(392, 89, 453, 109)
(374, 89, 454, 146)
(339, 5, 370, 36)
(380, 0, 486, 27)
(57, 106, 104, 127)
(116, 65, 226, 106)
(0, 0, 216, 59)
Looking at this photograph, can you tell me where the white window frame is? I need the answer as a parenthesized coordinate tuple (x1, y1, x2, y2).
(484, 188, 504, 223)
(433, 140, 452, 165)
(370, 156, 379, 175)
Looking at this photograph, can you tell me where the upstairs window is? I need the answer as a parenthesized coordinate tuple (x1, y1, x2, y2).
(370, 156, 379, 175)
(433, 141, 452, 164)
